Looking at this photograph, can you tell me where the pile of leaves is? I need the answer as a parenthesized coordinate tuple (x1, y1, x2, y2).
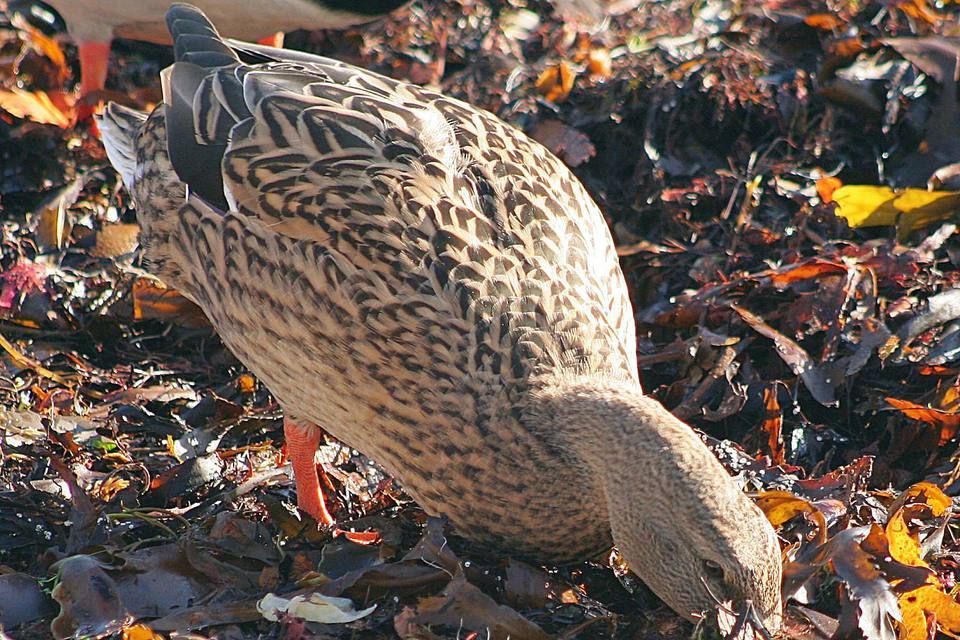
(2, 0, 960, 637)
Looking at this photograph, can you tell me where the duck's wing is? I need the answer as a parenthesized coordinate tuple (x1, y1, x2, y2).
(164, 2, 639, 380)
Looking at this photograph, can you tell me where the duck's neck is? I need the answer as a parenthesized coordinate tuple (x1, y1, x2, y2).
(523, 375, 758, 555)
(526, 376, 739, 497)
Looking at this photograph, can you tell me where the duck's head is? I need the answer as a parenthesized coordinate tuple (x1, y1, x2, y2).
(609, 480, 783, 631)
(530, 377, 783, 630)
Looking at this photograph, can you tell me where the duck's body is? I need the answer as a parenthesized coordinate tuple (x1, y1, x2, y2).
(99, 3, 783, 627)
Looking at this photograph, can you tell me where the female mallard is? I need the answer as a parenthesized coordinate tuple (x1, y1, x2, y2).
(32, 0, 407, 99)
(99, 3, 782, 628)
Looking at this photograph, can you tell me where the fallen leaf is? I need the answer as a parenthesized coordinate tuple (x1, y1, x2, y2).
(733, 305, 840, 407)
(0, 88, 73, 127)
(587, 48, 612, 78)
(132, 277, 209, 327)
(816, 176, 843, 203)
(830, 534, 901, 640)
(122, 624, 164, 640)
(50, 555, 134, 640)
(766, 259, 847, 290)
(756, 490, 828, 543)
(410, 572, 550, 640)
(886, 398, 960, 446)
(760, 386, 785, 464)
(257, 592, 376, 623)
(887, 481, 952, 518)
(804, 13, 845, 30)
(93, 223, 140, 258)
(885, 510, 926, 568)
(899, 585, 960, 640)
(535, 61, 575, 103)
(529, 119, 596, 167)
(832, 186, 960, 238)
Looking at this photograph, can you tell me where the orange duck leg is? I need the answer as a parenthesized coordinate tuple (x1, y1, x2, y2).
(284, 417, 381, 544)
(76, 40, 111, 123)
(284, 417, 335, 526)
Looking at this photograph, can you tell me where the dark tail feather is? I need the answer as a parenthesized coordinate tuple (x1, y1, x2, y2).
(163, 3, 240, 210)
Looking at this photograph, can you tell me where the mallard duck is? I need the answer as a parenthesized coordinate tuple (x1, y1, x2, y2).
(98, 3, 783, 628)
(33, 0, 407, 101)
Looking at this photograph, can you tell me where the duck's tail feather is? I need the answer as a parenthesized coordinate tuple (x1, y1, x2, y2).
(97, 103, 148, 193)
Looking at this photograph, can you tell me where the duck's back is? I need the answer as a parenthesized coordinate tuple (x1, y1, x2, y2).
(102, 5, 638, 557)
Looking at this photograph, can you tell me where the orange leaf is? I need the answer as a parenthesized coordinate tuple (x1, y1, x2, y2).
(536, 62, 575, 103)
(761, 386, 785, 465)
(896, 0, 943, 24)
(816, 176, 843, 203)
(19, 22, 69, 83)
(804, 13, 846, 30)
(0, 88, 74, 127)
(887, 398, 960, 446)
(587, 48, 612, 78)
(123, 624, 164, 640)
(889, 481, 952, 518)
(237, 373, 257, 394)
(767, 259, 846, 289)
(132, 278, 209, 327)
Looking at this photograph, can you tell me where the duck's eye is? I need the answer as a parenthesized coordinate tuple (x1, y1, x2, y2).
(703, 559, 724, 580)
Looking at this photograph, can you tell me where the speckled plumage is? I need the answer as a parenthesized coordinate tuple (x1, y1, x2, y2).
(99, 4, 783, 627)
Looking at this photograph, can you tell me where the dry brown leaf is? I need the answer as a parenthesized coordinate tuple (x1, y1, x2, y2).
(410, 572, 550, 640)
(535, 61, 575, 103)
(93, 223, 140, 258)
(733, 305, 839, 407)
(529, 119, 596, 167)
(50, 556, 134, 640)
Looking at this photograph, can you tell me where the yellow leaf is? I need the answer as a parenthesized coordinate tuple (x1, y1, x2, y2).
(899, 585, 960, 640)
(832, 185, 960, 238)
(890, 482, 952, 518)
(886, 509, 927, 568)
(755, 490, 828, 544)
(123, 624, 164, 640)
